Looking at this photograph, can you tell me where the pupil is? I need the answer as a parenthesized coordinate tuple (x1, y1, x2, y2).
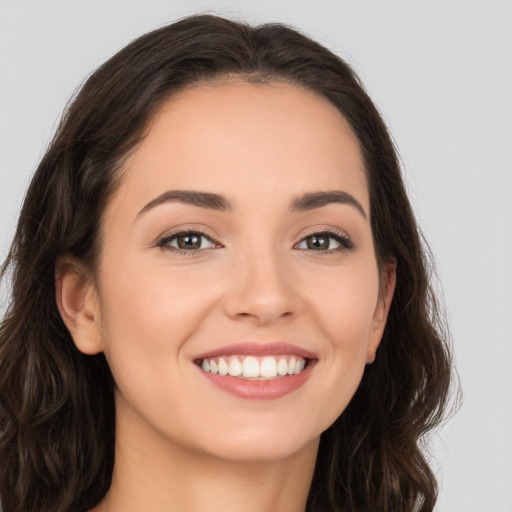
(178, 234, 201, 250)
(308, 235, 329, 250)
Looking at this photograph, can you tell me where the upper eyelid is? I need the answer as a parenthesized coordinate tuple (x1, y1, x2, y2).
(156, 231, 220, 248)
(155, 227, 353, 252)
(299, 226, 350, 238)
(295, 229, 354, 250)
(298, 227, 353, 243)
(154, 225, 220, 244)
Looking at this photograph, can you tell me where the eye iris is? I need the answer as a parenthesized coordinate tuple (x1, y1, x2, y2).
(307, 235, 330, 250)
(177, 234, 202, 250)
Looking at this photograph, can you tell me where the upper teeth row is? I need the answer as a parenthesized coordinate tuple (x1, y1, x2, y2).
(201, 355, 306, 379)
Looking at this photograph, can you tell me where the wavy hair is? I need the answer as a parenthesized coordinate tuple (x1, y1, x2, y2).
(0, 14, 455, 512)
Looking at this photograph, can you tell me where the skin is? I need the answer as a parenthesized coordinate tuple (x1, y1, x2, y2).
(56, 80, 395, 512)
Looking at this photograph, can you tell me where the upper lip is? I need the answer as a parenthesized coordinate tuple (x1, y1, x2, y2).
(193, 342, 316, 360)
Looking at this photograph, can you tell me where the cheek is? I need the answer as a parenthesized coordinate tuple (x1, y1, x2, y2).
(301, 262, 380, 423)
(100, 255, 210, 331)
(96, 257, 216, 383)
(94, 260, 220, 437)
(307, 260, 380, 349)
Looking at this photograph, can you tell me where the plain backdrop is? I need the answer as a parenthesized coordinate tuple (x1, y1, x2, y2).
(0, 1, 511, 511)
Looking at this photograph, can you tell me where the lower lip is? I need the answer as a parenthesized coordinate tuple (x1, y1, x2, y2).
(197, 361, 316, 400)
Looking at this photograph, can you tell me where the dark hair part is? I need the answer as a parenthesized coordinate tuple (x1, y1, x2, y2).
(0, 14, 454, 512)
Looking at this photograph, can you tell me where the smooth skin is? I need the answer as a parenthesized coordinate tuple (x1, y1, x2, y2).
(56, 80, 396, 512)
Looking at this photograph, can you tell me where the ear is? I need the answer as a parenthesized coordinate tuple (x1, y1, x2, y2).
(366, 259, 397, 364)
(55, 255, 103, 355)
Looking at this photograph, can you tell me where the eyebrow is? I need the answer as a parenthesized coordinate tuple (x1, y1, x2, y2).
(138, 190, 234, 216)
(290, 191, 367, 218)
(138, 189, 366, 219)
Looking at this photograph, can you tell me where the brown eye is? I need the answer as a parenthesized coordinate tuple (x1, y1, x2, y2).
(176, 233, 202, 250)
(158, 231, 217, 252)
(305, 235, 331, 250)
(296, 231, 354, 252)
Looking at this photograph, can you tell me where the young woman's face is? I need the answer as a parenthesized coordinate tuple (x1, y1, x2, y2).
(85, 81, 394, 463)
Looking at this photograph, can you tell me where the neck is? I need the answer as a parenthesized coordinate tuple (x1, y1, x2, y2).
(92, 404, 319, 512)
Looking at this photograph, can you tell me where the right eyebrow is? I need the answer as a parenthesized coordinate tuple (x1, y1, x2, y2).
(137, 190, 234, 217)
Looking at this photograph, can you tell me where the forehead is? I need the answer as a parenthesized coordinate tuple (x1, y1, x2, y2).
(111, 80, 368, 218)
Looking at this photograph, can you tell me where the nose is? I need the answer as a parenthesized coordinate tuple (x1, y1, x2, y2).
(222, 248, 300, 326)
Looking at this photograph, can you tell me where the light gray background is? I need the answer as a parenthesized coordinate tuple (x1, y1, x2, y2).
(1, 1, 511, 511)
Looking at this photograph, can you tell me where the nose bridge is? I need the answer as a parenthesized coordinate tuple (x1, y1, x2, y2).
(223, 239, 298, 324)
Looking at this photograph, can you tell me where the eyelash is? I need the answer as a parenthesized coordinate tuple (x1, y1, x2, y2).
(156, 229, 220, 255)
(297, 229, 354, 253)
(155, 228, 354, 255)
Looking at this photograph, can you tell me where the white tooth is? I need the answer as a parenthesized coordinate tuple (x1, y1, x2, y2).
(293, 358, 303, 374)
(209, 359, 218, 374)
(202, 359, 210, 372)
(287, 356, 296, 375)
(260, 357, 278, 378)
(218, 357, 229, 376)
(229, 357, 243, 376)
(242, 356, 260, 378)
(298, 359, 306, 371)
(277, 358, 288, 376)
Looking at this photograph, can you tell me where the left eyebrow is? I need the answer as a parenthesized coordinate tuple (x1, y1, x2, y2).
(290, 191, 367, 219)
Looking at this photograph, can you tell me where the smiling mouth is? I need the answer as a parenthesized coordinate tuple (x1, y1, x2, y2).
(195, 355, 309, 380)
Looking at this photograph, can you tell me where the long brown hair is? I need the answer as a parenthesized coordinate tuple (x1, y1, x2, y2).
(0, 14, 455, 512)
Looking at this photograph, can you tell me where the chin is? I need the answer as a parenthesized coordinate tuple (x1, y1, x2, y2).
(177, 410, 324, 464)
(204, 432, 319, 464)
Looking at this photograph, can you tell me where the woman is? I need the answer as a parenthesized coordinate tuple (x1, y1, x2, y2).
(0, 14, 453, 512)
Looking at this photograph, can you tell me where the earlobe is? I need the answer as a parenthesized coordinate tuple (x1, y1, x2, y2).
(367, 259, 397, 364)
(55, 255, 103, 355)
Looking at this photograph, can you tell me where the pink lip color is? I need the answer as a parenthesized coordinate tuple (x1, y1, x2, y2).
(197, 362, 316, 400)
(194, 342, 316, 360)
(193, 342, 317, 400)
